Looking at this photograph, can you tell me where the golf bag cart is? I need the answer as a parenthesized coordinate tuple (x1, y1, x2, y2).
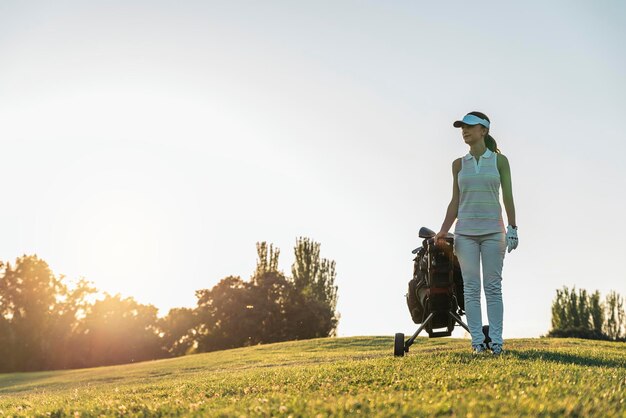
(394, 227, 490, 357)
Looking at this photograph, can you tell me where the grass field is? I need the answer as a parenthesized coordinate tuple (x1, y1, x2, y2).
(0, 336, 624, 417)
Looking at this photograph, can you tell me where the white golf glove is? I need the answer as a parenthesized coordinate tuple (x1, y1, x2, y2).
(506, 225, 518, 253)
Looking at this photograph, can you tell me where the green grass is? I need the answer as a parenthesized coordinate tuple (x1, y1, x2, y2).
(0, 337, 624, 417)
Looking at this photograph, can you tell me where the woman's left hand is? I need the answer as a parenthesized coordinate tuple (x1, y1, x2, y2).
(506, 225, 518, 253)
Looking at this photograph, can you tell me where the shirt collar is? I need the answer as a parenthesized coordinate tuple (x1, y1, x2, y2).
(463, 148, 494, 161)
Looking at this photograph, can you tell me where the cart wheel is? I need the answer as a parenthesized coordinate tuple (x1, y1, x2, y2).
(482, 325, 492, 345)
(394, 333, 405, 357)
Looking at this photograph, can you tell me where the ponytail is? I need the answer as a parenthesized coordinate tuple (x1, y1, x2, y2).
(485, 134, 500, 153)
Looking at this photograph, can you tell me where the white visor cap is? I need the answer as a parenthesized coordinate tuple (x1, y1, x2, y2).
(453, 114, 490, 129)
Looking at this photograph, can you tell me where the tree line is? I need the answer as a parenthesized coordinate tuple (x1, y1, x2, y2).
(0, 237, 338, 372)
(548, 286, 625, 341)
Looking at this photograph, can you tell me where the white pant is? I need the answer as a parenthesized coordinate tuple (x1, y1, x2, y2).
(454, 232, 506, 346)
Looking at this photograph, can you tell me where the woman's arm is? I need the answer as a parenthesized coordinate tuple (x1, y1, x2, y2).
(435, 158, 461, 241)
(498, 154, 516, 227)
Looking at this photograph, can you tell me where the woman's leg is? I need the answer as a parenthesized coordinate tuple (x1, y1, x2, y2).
(480, 232, 506, 346)
(454, 234, 484, 345)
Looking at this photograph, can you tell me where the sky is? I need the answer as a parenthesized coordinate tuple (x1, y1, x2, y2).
(0, 1, 624, 340)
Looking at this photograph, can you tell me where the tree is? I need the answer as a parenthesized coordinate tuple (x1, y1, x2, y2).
(159, 307, 198, 357)
(551, 287, 592, 331)
(47, 277, 97, 369)
(75, 294, 165, 367)
(589, 291, 604, 334)
(195, 276, 259, 352)
(253, 242, 280, 278)
(250, 242, 291, 343)
(249, 271, 291, 343)
(0, 312, 13, 371)
(574, 288, 589, 329)
(0, 256, 61, 371)
(0, 255, 95, 371)
(551, 287, 569, 331)
(289, 237, 339, 338)
(604, 290, 625, 341)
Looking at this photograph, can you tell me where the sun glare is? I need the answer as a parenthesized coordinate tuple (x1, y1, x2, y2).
(69, 188, 171, 301)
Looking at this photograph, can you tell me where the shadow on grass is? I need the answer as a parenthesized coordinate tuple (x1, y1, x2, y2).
(0, 371, 68, 394)
(507, 349, 625, 369)
(0, 372, 129, 394)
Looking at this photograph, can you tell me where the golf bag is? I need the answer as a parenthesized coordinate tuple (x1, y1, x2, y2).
(394, 227, 472, 356)
(406, 229, 465, 327)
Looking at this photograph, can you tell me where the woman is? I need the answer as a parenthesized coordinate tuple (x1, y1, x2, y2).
(434, 111, 518, 356)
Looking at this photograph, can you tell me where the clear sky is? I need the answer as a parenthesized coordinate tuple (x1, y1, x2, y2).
(1, 1, 624, 339)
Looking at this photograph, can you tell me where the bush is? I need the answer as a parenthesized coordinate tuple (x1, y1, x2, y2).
(549, 287, 625, 341)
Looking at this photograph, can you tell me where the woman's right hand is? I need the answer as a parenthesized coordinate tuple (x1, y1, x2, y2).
(433, 230, 448, 247)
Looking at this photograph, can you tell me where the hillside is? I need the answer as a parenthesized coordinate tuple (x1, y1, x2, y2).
(0, 337, 624, 417)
